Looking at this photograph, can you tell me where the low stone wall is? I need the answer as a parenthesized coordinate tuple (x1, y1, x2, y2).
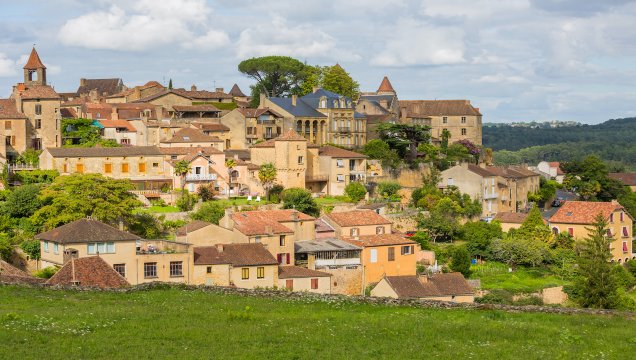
(2, 281, 632, 317)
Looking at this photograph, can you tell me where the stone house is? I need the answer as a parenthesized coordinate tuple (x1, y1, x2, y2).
(76, 78, 125, 99)
(322, 210, 393, 238)
(161, 146, 225, 194)
(219, 108, 285, 149)
(278, 265, 332, 294)
(96, 119, 138, 146)
(371, 273, 475, 303)
(0, 98, 28, 164)
(159, 127, 224, 151)
(316, 145, 367, 196)
(105, 81, 165, 103)
(536, 161, 565, 183)
(609, 173, 636, 192)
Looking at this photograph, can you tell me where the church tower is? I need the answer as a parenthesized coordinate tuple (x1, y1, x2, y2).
(23, 47, 47, 86)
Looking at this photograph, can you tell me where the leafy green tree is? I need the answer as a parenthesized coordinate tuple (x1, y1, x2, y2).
(238, 56, 307, 107)
(176, 191, 196, 212)
(258, 163, 277, 201)
(299, 65, 324, 96)
(173, 160, 191, 193)
(3, 184, 41, 218)
(515, 206, 553, 243)
(12, 170, 59, 185)
(320, 64, 360, 100)
(128, 213, 164, 239)
(197, 183, 216, 202)
(0, 234, 12, 261)
(450, 246, 472, 277)
(417, 199, 462, 242)
(461, 220, 503, 258)
(378, 123, 431, 164)
(16, 149, 42, 166)
(551, 232, 575, 250)
(562, 155, 626, 201)
(440, 129, 451, 150)
(225, 159, 237, 198)
(376, 181, 401, 200)
(573, 214, 619, 309)
(191, 202, 226, 225)
(62, 118, 120, 148)
(344, 182, 366, 202)
(410, 231, 432, 250)
(282, 188, 319, 217)
(490, 235, 547, 268)
(363, 139, 392, 160)
(32, 174, 141, 230)
(20, 239, 41, 260)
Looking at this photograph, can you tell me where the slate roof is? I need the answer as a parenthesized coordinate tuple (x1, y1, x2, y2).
(383, 273, 474, 299)
(231, 209, 315, 236)
(162, 127, 222, 143)
(295, 238, 361, 253)
(344, 234, 416, 247)
(323, 210, 392, 227)
(24, 47, 46, 69)
(319, 145, 367, 159)
(609, 173, 636, 186)
(193, 244, 278, 266)
(301, 88, 353, 110)
(46, 146, 163, 158)
(176, 220, 213, 236)
(229, 84, 247, 97)
(400, 100, 481, 117)
(0, 99, 27, 119)
(17, 85, 61, 99)
(36, 219, 141, 243)
(268, 97, 326, 118)
(76, 78, 124, 96)
(46, 256, 130, 288)
(278, 266, 331, 279)
(549, 201, 628, 224)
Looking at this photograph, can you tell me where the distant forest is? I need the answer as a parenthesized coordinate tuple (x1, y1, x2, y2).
(484, 118, 636, 170)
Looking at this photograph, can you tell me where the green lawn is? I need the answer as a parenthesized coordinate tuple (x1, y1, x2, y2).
(213, 197, 273, 208)
(134, 205, 181, 214)
(1, 286, 634, 359)
(315, 196, 352, 206)
(471, 262, 571, 294)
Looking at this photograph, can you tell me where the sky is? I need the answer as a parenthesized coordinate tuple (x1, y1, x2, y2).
(1, 0, 636, 123)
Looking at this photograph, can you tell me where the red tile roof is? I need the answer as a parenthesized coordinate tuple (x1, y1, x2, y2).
(237, 107, 283, 118)
(193, 122, 230, 132)
(0, 259, 32, 277)
(383, 273, 473, 299)
(400, 100, 481, 117)
(377, 76, 395, 93)
(278, 266, 331, 279)
(172, 105, 220, 112)
(46, 256, 129, 288)
(277, 129, 307, 141)
(17, 85, 61, 100)
(23, 47, 46, 69)
(319, 145, 367, 159)
(98, 120, 136, 132)
(176, 220, 212, 236)
(0, 99, 27, 119)
(193, 244, 278, 266)
(494, 212, 529, 224)
(324, 210, 392, 227)
(344, 233, 415, 247)
(549, 201, 626, 224)
(231, 210, 315, 236)
(162, 127, 222, 143)
(36, 218, 141, 243)
(159, 146, 223, 156)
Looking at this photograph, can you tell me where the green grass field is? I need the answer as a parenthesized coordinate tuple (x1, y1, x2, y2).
(471, 262, 571, 293)
(1, 285, 634, 359)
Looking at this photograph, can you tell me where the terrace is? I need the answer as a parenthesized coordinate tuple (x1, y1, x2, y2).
(136, 239, 190, 255)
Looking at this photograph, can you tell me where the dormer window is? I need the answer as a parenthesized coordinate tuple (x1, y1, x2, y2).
(320, 97, 327, 108)
(183, 136, 190, 141)
(333, 100, 338, 108)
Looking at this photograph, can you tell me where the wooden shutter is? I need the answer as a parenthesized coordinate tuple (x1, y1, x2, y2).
(286, 279, 293, 290)
(286, 253, 290, 265)
(311, 278, 318, 289)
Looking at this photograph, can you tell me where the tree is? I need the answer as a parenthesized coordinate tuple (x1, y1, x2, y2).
(440, 129, 451, 150)
(573, 214, 619, 309)
(344, 182, 366, 202)
(168, 78, 173, 89)
(320, 64, 360, 100)
(417, 199, 463, 242)
(16, 149, 41, 166)
(197, 183, 217, 202)
(0, 235, 12, 262)
(225, 159, 237, 198)
(490, 236, 547, 268)
(128, 213, 164, 239)
(190, 202, 226, 225)
(3, 184, 41, 218)
(363, 139, 392, 160)
(450, 246, 472, 277)
(20, 239, 40, 260)
(258, 163, 277, 201)
(32, 174, 141, 230)
(461, 220, 503, 258)
(62, 118, 120, 148)
(175, 191, 196, 212)
(173, 160, 191, 193)
(515, 206, 553, 243)
(282, 188, 320, 217)
(376, 181, 401, 200)
(238, 56, 307, 107)
(378, 123, 431, 164)
(562, 155, 626, 201)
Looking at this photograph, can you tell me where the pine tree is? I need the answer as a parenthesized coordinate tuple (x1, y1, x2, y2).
(168, 78, 173, 90)
(517, 206, 552, 242)
(574, 214, 619, 309)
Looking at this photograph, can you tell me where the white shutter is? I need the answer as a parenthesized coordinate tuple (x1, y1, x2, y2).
(370, 249, 378, 263)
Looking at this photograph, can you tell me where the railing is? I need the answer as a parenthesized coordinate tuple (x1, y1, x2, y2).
(8, 164, 38, 171)
(186, 174, 217, 181)
(257, 119, 276, 125)
(338, 127, 351, 133)
(315, 258, 361, 267)
(131, 189, 163, 195)
(483, 192, 498, 200)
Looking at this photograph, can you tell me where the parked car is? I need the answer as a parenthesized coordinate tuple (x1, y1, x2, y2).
(404, 231, 417, 238)
(552, 197, 564, 207)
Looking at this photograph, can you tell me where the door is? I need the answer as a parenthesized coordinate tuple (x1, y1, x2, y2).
(285, 279, 293, 290)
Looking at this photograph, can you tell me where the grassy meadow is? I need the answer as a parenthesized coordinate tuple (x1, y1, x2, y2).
(1, 285, 634, 359)
(471, 262, 571, 294)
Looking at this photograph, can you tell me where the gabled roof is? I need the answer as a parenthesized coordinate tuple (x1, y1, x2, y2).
(319, 145, 367, 159)
(314, 218, 334, 233)
(0, 259, 31, 277)
(45, 146, 163, 158)
(277, 129, 307, 141)
(295, 238, 361, 253)
(237, 107, 283, 118)
(549, 201, 628, 224)
(0, 99, 27, 119)
(400, 100, 481, 117)
(229, 84, 247, 97)
(46, 256, 129, 288)
(494, 212, 531, 224)
(17, 85, 61, 100)
(466, 164, 496, 177)
(98, 120, 136, 132)
(377, 76, 395, 93)
(176, 220, 213, 236)
(278, 266, 331, 279)
(383, 273, 473, 299)
(162, 127, 222, 143)
(193, 122, 230, 132)
(231, 209, 315, 236)
(77, 78, 123, 96)
(35, 218, 141, 243)
(344, 234, 415, 247)
(193, 244, 278, 266)
(24, 47, 46, 69)
(609, 173, 636, 186)
(323, 210, 392, 227)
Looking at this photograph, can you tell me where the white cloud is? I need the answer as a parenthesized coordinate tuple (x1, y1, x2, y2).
(0, 53, 18, 77)
(57, 0, 228, 51)
(371, 18, 465, 66)
(474, 74, 529, 84)
(420, 0, 529, 19)
(236, 17, 360, 61)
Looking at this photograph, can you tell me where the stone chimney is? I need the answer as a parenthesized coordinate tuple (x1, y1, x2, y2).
(221, 209, 234, 230)
(80, 78, 87, 87)
(260, 92, 266, 105)
(215, 87, 224, 93)
(154, 105, 163, 120)
(191, 84, 197, 91)
(292, 95, 297, 106)
(291, 211, 298, 221)
(111, 106, 119, 120)
(217, 244, 224, 252)
(134, 87, 141, 99)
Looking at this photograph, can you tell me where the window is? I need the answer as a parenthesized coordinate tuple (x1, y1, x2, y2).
(370, 249, 378, 263)
(120, 138, 131, 145)
(63, 163, 68, 173)
(4, 121, 11, 130)
(298, 156, 304, 165)
(137, 162, 146, 173)
(121, 163, 129, 173)
(87, 242, 115, 254)
(461, 128, 467, 136)
(144, 262, 157, 278)
(87, 243, 95, 254)
(568, 228, 574, 236)
(552, 227, 559, 235)
(280, 235, 286, 246)
(286, 279, 293, 290)
(76, 164, 84, 173)
(623, 241, 628, 253)
(152, 162, 159, 168)
(35, 119, 42, 129)
(257, 267, 265, 279)
(171, 155, 178, 160)
(104, 163, 112, 174)
(336, 175, 345, 182)
(206, 266, 212, 274)
(609, 213, 614, 223)
(5, 136, 10, 146)
(170, 261, 183, 277)
(336, 159, 344, 168)
(447, 177, 454, 186)
(255, 236, 261, 243)
(401, 245, 414, 255)
(442, 116, 447, 124)
(311, 278, 318, 289)
(35, 104, 42, 115)
(620, 212, 624, 222)
(461, 116, 466, 123)
(622, 227, 629, 237)
(53, 243, 59, 254)
(350, 228, 359, 237)
(43, 241, 49, 252)
(113, 264, 126, 278)
(241, 268, 249, 280)
(388, 247, 395, 261)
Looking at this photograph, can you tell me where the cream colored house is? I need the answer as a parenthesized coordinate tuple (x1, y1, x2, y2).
(160, 127, 224, 150)
(536, 161, 565, 183)
(278, 266, 331, 294)
(322, 210, 393, 238)
(0, 99, 28, 164)
(219, 108, 285, 149)
(316, 146, 367, 196)
(250, 129, 310, 190)
(548, 201, 634, 263)
(371, 273, 475, 303)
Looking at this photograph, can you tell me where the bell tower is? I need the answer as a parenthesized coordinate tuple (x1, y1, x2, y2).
(23, 47, 46, 86)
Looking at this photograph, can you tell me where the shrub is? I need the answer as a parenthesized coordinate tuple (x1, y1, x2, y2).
(376, 182, 401, 200)
(513, 296, 544, 306)
(197, 184, 217, 202)
(0, 235, 12, 261)
(410, 231, 432, 250)
(344, 182, 366, 202)
(611, 264, 636, 290)
(625, 259, 636, 277)
(269, 185, 284, 203)
(20, 239, 40, 260)
(282, 188, 319, 217)
(12, 170, 59, 184)
(34, 266, 59, 279)
(176, 192, 197, 211)
(475, 289, 513, 305)
(150, 198, 167, 207)
(191, 202, 225, 225)
(450, 246, 471, 277)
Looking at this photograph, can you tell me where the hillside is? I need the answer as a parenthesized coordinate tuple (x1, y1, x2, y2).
(484, 118, 636, 169)
(1, 286, 634, 359)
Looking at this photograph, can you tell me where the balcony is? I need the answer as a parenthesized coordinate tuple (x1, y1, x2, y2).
(483, 192, 498, 200)
(315, 258, 361, 267)
(186, 174, 217, 181)
(257, 119, 276, 125)
(136, 239, 189, 255)
(338, 127, 351, 134)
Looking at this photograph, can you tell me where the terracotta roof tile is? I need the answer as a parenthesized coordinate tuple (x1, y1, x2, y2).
(344, 233, 415, 247)
(384, 273, 473, 298)
(45, 146, 163, 158)
(319, 145, 367, 159)
(549, 201, 627, 224)
(237, 107, 283, 118)
(377, 76, 395, 93)
(231, 209, 315, 236)
(400, 100, 481, 117)
(193, 122, 230, 132)
(173, 105, 220, 112)
(23, 47, 46, 69)
(0, 259, 32, 278)
(159, 146, 222, 156)
(60, 107, 77, 118)
(324, 210, 392, 227)
(250, 139, 276, 148)
(193, 243, 278, 266)
(17, 85, 61, 99)
(162, 127, 222, 143)
(494, 212, 529, 224)
(276, 129, 307, 141)
(278, 266, 331, 278)
(0, 98, 27, 119)
(176, 220, 212, 236)
(36, 218, 142, 242)
(98, 120, 136, 132)
(46, 256, 129, 288)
